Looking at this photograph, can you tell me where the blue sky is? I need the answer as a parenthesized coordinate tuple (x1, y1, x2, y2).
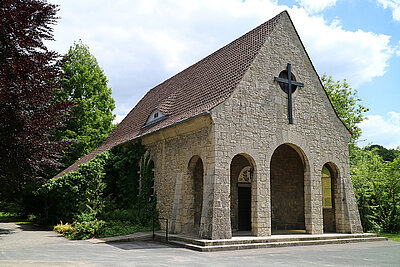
(47, 0, 400, 148)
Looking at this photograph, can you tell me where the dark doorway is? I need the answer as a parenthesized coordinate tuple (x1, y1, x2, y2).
(230, 154, 254, 233)
(186, 156, 204, 235)
(270, 144, 305, 231)
(238, 187, 251, 230)
(193, 158, 203, 233)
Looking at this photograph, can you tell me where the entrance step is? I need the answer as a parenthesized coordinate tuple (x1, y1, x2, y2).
(153, 232, 387, 252)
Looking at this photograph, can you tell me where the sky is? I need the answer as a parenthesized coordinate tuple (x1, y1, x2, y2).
(46, 0, 400, 149)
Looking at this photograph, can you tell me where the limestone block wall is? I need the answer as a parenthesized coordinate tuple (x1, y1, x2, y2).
(270, 145, 305, 230)
(210, 12, 362, 239)
(142, 116, 215, 238)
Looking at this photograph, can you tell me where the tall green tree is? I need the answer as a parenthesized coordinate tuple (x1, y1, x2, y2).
(322, 74, 369, 143)
(0, 0, 72, 199)
(57, 41, 115, 167)
(351, 148, 400, 232)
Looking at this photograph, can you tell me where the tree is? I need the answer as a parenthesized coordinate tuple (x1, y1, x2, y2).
(365, 144, 400, 162)
(57, 40, 115, 167)
(0, 0, 72, 199)
(351, 148, 400, 232)
(322, 74, 369, 143)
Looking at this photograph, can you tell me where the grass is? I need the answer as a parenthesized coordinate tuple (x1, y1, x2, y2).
(378, 233, 400, 242)
(0, 211, 22, 222)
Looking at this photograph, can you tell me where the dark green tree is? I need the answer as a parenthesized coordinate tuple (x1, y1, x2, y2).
(322, 74, 369, 143)
(57, 40, 115, 167)
(365, 144, 400, 162)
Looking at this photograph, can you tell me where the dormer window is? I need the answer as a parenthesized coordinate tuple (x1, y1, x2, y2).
(144, 109, 167, 127)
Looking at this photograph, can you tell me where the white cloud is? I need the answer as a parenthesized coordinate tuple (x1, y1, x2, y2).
(46, 0, 396, 119)
(358, 112, 400, 149)
(289, 7, 394, 87)
(295, 0, 336, 13)
(113, 114, 125, 124)
(377, 0, 400, 21)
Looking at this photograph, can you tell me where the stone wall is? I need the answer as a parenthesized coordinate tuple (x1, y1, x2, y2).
(210, 11, 362, 238)
(142, 115, 215, 238)
(270, 144, 305, 230)
(140, 12, 362, 240)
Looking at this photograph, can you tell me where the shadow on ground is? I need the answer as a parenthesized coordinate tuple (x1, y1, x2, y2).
(16, 223, 51, 231)
(0, 228, 15, 235)
(107, 240, 178, 251)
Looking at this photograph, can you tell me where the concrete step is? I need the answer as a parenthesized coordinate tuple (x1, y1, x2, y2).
(155, 233, 388, 252)
(161, 233, 381, 246)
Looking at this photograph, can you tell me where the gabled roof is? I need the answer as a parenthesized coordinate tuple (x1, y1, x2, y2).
(55, 12, 283, 178)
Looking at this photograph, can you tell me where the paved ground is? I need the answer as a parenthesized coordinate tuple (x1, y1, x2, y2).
(1, 222, 399, 266)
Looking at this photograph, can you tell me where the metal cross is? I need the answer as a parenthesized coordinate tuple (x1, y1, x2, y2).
(274, 63, 304, 124)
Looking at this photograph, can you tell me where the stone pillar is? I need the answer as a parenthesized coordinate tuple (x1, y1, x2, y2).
(209, 165, 232, 239)
(199, 165, 216, 238)
(305, 167, 323, 234)
(170, 172, 184, 233)
(252, 166, 271, 236)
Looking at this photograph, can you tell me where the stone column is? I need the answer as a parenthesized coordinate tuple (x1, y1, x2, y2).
(209, 164, 232, 240)
(252, 166, 271, 236)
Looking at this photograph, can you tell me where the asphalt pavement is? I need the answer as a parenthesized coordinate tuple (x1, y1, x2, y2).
(1, 222, 399, 266)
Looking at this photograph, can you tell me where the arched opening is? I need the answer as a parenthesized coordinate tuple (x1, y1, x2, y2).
(270, 144, 305, 232)
(322, 163, 337, 233)
(187, 156, 204, 234)
(230, 154, 254, 232)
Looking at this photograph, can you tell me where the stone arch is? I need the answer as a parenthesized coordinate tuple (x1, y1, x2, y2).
(321, 162, 339, 233)
(270, 143, 310, 232)
(182, 155, 204, 234)
(230, 153, 256, 232)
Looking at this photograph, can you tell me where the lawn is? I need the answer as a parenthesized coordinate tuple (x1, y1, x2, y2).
(378, 233, 400, 242)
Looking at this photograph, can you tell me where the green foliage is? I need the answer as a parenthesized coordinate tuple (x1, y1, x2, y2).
(103, 142, 146, 209)
(36, 151, 109, 224)
(351, 147, 400, 232)
(57, 40, 115, 167)
(97, 221, 151, 238)
(32, 140, 158, 239)
(322, 74, 369, 143)
(136, 153, 158, 226)
(365, 144, 400, 162)
(65, 219, 106, 240)
(378, 233, 400, 242)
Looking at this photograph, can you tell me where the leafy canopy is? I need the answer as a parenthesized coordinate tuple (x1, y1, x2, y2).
(57, 40, 115, 167)
(351, 147, 400, 232)
(0, 0, 72, 199)
(322, 74, 369, 143)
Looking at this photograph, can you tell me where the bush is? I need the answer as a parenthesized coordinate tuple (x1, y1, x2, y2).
(35, 151, 109, 224)
(27, 140, 159, 239)
(65, 219, 106, 240)
(54, 221, 74, 235)
(97, 220, 150, 238)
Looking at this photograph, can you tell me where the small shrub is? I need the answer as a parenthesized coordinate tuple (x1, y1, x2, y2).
(65, 219, 106, 240)
(54, 221, 74, 235)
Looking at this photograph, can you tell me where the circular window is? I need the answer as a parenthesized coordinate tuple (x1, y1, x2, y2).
(278, 70, 298, 94)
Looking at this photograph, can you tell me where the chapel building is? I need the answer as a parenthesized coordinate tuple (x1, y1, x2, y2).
(59, 11, 363, 239)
